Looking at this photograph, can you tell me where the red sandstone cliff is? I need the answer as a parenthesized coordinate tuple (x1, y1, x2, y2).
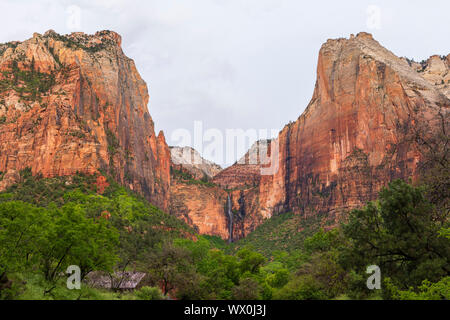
(213, 32, 449, 240)
(169, 181, 229, 239)
(257, 32, 449, 219)
(169, 147, 229, 239)
(0, 30, 171, 209)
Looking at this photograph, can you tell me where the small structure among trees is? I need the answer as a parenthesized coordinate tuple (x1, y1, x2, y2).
(86, 271, 146, 291)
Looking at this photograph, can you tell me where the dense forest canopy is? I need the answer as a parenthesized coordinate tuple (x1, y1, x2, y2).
(0, 166, 448, 300)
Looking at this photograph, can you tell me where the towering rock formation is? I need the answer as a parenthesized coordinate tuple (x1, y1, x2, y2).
(0, 30, 171, 209)
(213, 32, 449, 240)
(257, 32, 448, 219)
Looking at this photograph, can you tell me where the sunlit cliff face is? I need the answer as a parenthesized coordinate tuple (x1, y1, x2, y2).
(0, 30, 171, 210)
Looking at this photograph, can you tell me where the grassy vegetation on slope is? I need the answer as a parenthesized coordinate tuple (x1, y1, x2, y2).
(1, 168, 194, 238)
(230, 212, 329, 257)
(0, 171, 447, 300)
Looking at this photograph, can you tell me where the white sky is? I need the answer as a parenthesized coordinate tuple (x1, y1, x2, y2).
(0, 0, 448, 166)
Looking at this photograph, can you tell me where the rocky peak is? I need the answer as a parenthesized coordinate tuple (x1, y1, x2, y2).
(321, 32, 445, 97)
(170, 146, 222, 180)
(416, 54, 450, 98)
(95, 30, 122, 47)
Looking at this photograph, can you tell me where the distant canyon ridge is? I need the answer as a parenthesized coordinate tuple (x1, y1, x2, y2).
(0, 31, 448, 241)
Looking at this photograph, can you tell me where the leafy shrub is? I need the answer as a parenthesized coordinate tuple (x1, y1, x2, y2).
(384, 277, 450, 300)
(274, 275, 327, 300)
(135, 286, 165, 300)
(232, 277, 261, 300)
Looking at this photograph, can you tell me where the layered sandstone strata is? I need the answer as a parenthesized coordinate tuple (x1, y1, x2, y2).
(210, 32, 449, 240)
(169, 181, 229, 239)
(0, 30, 171, 209)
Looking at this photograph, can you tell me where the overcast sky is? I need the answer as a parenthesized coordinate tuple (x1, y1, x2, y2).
(0, 0, 448, 166)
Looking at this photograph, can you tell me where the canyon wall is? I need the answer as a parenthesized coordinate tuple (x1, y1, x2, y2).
(257, 32, 449, 220)
(169, 181, 229, 239)
(0, 30, 171, 209)
(212, 32, 449, 240)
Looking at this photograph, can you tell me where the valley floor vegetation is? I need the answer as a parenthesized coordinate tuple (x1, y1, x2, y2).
(0, 168, 448, 300)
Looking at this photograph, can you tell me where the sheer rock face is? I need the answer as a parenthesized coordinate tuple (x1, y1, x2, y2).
(169, 147, 229, 239)
(213, 32, 449, 240)
(0, 31, 171, 210)
(257, 33, 448, 220)
(229, 187, 262, 240)
(169, 181, 229, 239)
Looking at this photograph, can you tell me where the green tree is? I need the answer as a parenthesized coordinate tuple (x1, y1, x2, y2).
(384, 276, 450, 300)
(342, 179, 449, 292)
(198, 249, 241, 299)
(135, 286, 165, 300)
(274, 275, 327, 300)
(37, 203, 118, 282)
(236, 248, 266, 275)
(232, 277, 261, 300)
(0, 202, 48, 286)
(262, 262, 290, 289)
(145, 243, 194, 296)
